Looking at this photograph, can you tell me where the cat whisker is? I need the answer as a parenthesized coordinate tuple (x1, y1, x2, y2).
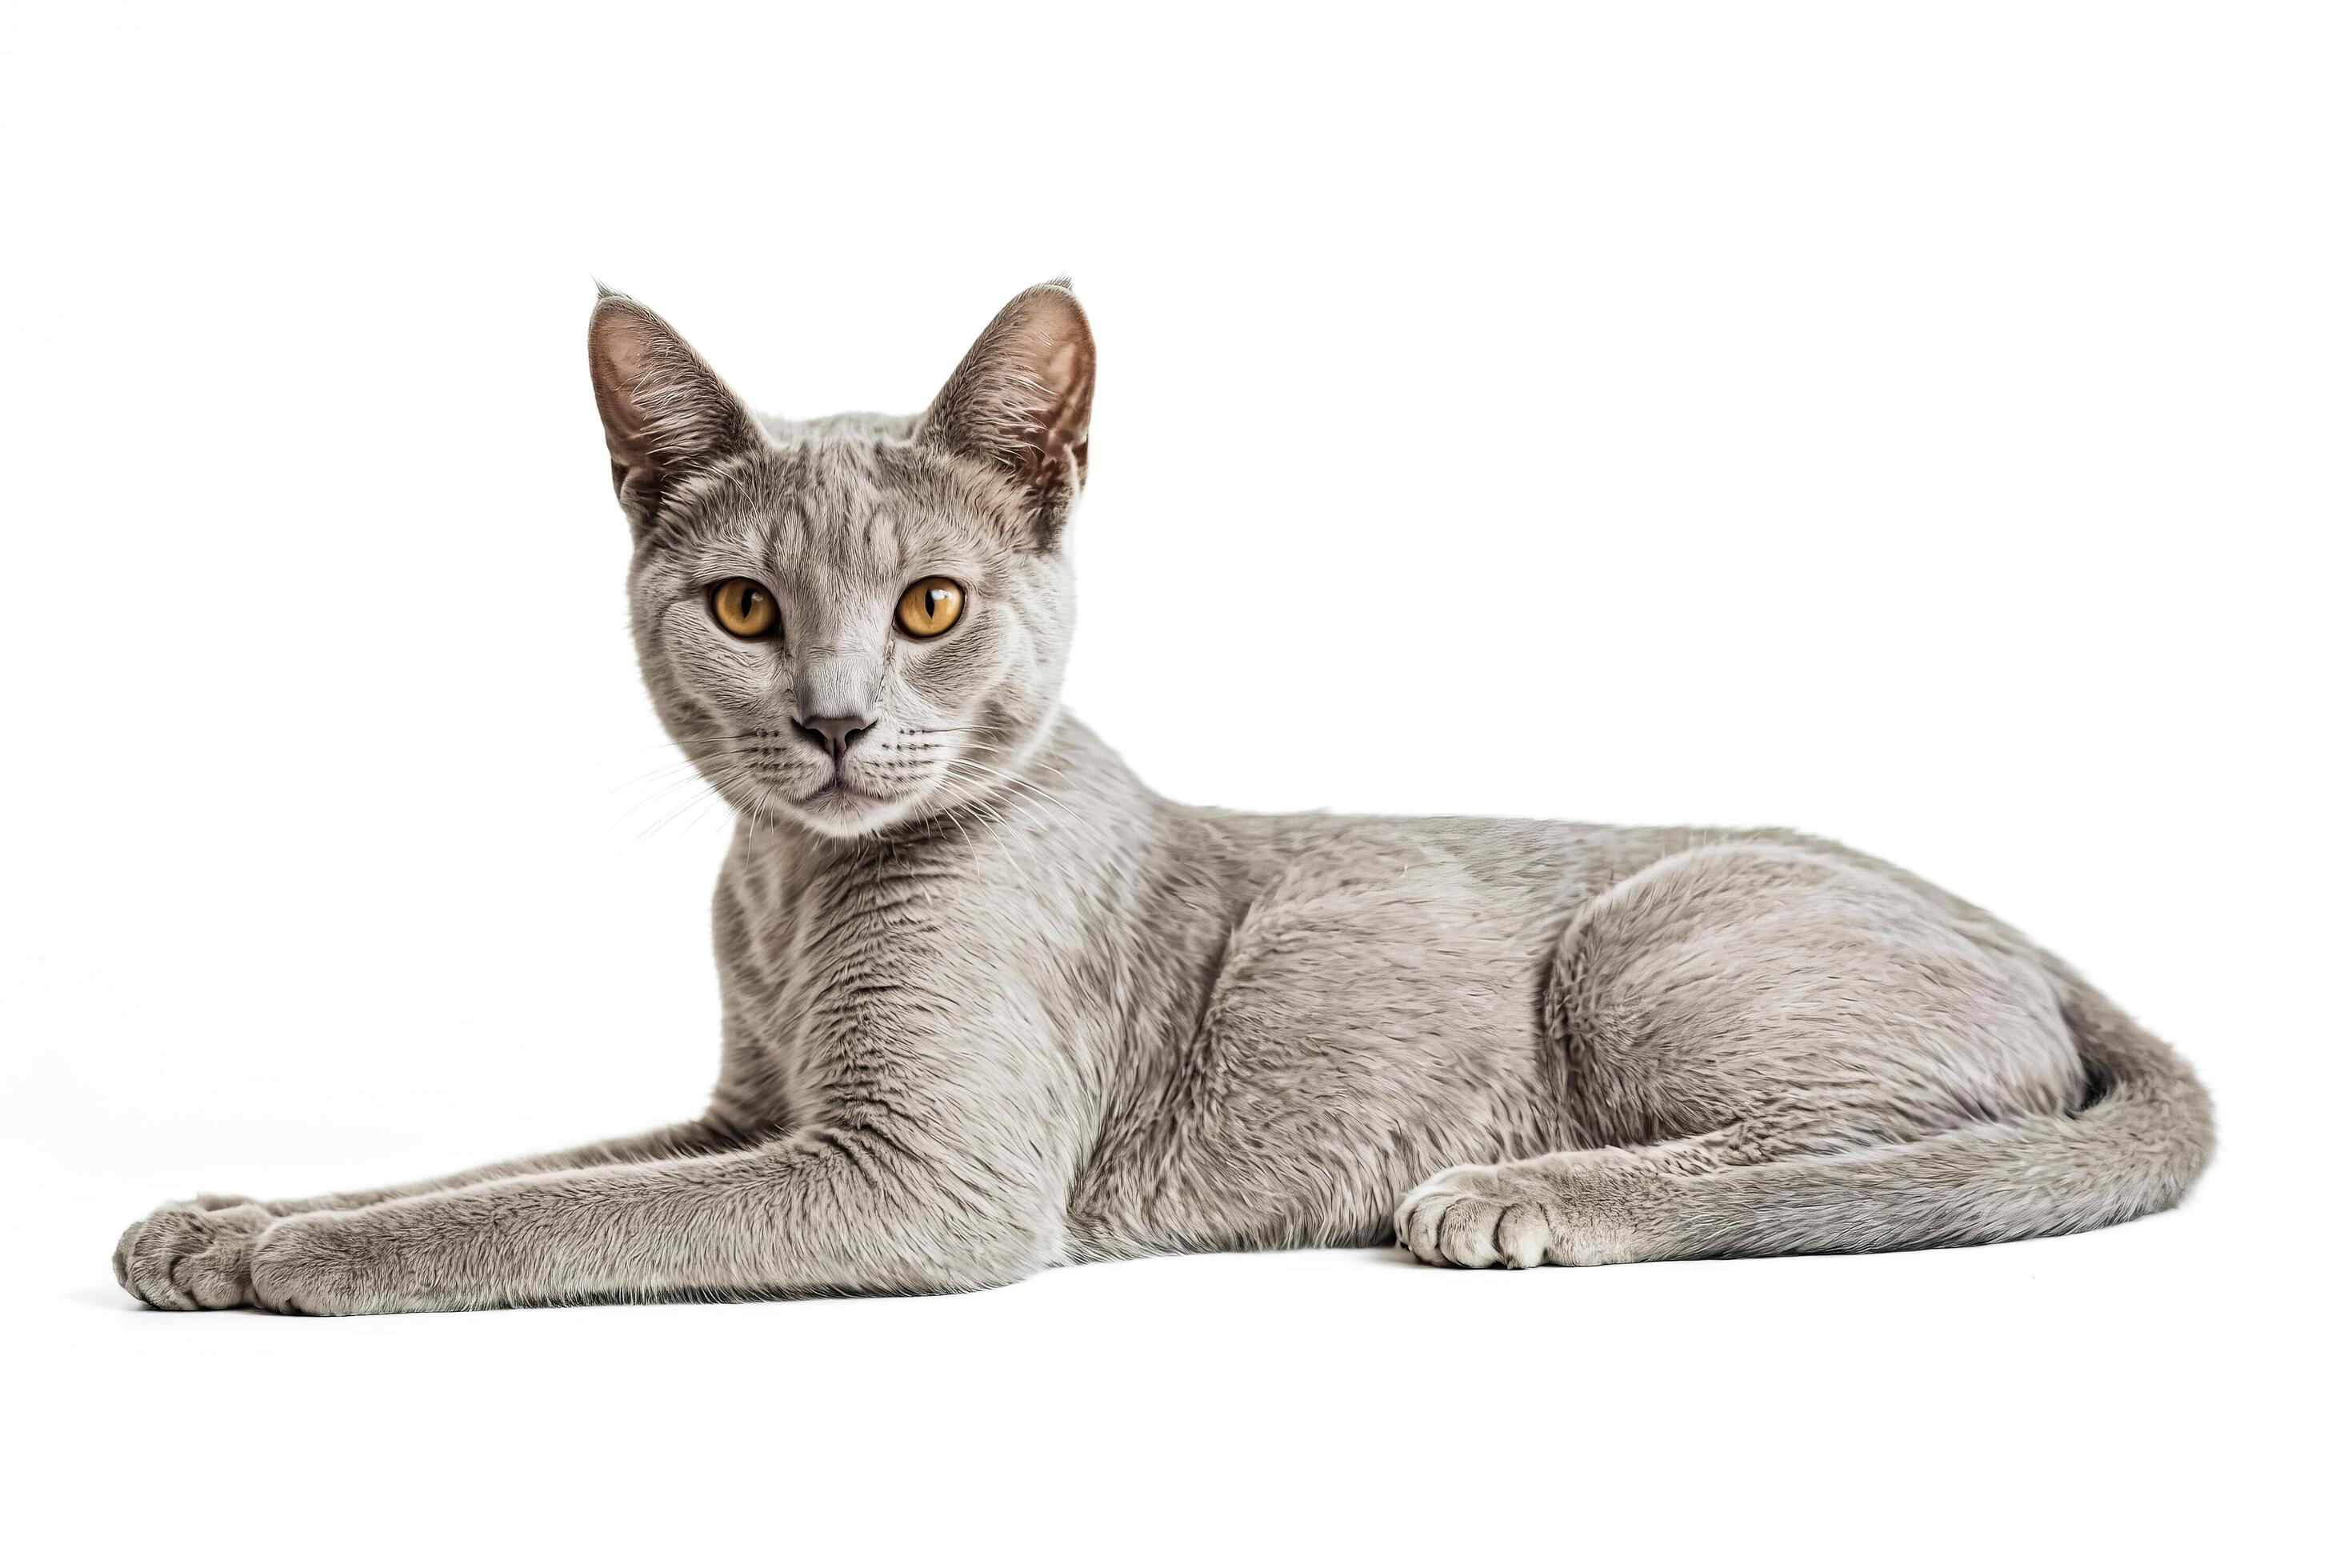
(934, 759, 1085, 834)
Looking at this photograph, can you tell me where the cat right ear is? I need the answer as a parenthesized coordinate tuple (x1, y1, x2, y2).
(587, 293, 761, 529)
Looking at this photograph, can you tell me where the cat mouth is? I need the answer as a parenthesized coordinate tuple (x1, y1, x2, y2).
(796, 778, 896, 812)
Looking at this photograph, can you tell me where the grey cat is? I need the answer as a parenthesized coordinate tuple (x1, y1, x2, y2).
(113, 282, 2213, 1314)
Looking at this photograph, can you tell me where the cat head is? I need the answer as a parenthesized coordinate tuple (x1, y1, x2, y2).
(589, 282, 1095, 838)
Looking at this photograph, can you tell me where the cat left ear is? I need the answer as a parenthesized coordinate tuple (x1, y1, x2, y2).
(587, 292, 762, 530)
(921, 281, 1095, 546)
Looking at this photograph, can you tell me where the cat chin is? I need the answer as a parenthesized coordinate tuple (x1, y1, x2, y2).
(779, 782, 915, 838)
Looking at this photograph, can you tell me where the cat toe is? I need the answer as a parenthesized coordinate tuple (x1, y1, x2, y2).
(114, 1201, 270, 1310)
(1395, 1166, 1529, 1268)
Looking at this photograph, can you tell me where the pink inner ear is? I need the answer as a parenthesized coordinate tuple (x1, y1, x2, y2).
(600, 333, 651, 392)
(1022, 338, 1093, 487)
(1023, 320, 1097, 477)
(926, 284, 1096, 505)
(586, 299, 761, 506)
(590, 320, 659, 465)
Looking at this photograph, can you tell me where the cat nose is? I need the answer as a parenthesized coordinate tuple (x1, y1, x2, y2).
(794, 713, 873, 761)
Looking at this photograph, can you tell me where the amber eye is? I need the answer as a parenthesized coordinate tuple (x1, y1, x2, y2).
(709, 578, 779, 640)
(895, 577, 965, 638)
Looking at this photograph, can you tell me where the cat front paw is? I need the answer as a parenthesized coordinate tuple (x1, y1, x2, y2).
(112, 1198, 273, 1309)
(248, 1212, 404, 1316)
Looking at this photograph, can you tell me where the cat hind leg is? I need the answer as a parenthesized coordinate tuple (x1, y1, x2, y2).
(1394, 1133, 1739, 1268)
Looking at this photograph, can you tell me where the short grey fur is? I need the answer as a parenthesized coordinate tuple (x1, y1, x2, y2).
(113, 283, 2212, 1314)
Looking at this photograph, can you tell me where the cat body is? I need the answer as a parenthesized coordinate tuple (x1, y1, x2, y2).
(112, 284, 2210, 1314)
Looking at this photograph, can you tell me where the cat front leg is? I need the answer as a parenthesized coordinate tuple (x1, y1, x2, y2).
(111, 1199, 278, 1310)
(113, 1118, 751, 1310)
(242, 1128, 1063, 1315)
(247, 1117, 754, 1214)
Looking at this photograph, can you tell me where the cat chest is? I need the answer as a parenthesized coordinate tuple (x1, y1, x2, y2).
(715, 862, 975, 1081)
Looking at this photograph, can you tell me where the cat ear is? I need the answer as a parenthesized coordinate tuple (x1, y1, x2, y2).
(921, 280, 1096, 545)
(587, 292, 762, 528)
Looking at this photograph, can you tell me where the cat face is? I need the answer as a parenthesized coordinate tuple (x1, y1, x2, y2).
(590, 285, 1095, 838)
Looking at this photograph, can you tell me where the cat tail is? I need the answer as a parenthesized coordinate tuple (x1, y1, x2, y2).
(1661, 967, 2214, 1258)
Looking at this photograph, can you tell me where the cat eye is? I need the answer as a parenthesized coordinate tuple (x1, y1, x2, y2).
(895, 577, 966, 639)
(709, 578, 780, 640)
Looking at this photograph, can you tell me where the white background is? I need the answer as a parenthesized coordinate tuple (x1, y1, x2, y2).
(3, 3, 2345, 1563)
